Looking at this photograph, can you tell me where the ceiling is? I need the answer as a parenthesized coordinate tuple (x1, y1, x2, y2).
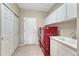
(17, 3, 55, 12)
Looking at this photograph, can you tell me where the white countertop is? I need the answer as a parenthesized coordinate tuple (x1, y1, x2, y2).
(50, 36, 77, 50)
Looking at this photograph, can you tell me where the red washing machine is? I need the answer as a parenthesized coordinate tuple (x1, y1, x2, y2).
(39, 26, 58, 56)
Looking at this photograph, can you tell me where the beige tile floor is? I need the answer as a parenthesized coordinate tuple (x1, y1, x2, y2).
(13, 44, 44, 56)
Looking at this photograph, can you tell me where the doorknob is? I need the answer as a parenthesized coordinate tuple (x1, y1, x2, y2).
(1, 37, 5, 40)
(33, 31, 35, 33)
(33, 30, 35, 33)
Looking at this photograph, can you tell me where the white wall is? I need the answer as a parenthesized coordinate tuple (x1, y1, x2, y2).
(0, 3, 1, 55)
(77, 17, 79, 55)
(19, 9, 47, 45)
(57, 19, 77, 38)
(77, 3, 79, 56)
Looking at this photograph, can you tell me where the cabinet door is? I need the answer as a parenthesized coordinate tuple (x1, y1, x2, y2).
(50, 39, 73, 56)
(50, 39, 57, 56)
(60, 48, 72, 56)
(56, 4, 66, 22)
(49, 11, 57, 24)
(44, 11, 57, 25)
(67, 3, 77, 19)
(46, 16, 51, 25)
(56, 42, 72, 56)
(56, 42, 61, 56)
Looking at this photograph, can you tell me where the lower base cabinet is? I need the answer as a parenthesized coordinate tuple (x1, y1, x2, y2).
(50, 39, 77, 56)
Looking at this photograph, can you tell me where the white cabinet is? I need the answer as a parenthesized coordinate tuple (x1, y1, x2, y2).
(56, 4, 66, 23)
(67, 3, 77, 19)
(44, 16, 49, 25)
(45, 4, 66, 25)
(50, 39, 57, 55)
(49, 11, 57, 24)
(56, 41, 72, 56)
(44, 3, 77, 25)
(50, 39, 76, 56)
(45, 10, 57, 25)
(58, 47, 72, 56)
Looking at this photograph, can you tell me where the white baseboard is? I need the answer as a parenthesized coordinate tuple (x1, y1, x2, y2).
(18, 44, 25, 46)
(19, 42, 39, 47)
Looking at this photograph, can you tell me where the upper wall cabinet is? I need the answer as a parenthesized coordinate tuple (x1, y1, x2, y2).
(45, 10, 57, 25)
(49, 10, 57, 24)
(44, 3, 77, 25)
(66, 3, 77, 19)
(56, 4, 66, 23)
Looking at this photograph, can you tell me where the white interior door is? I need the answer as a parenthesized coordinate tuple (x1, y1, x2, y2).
(1, 4, 11, 56)
(24, 17, 37, 44)
(1, 4, 14, 56)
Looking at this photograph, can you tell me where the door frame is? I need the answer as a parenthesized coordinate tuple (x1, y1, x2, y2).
(24, 16, 38, 45)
